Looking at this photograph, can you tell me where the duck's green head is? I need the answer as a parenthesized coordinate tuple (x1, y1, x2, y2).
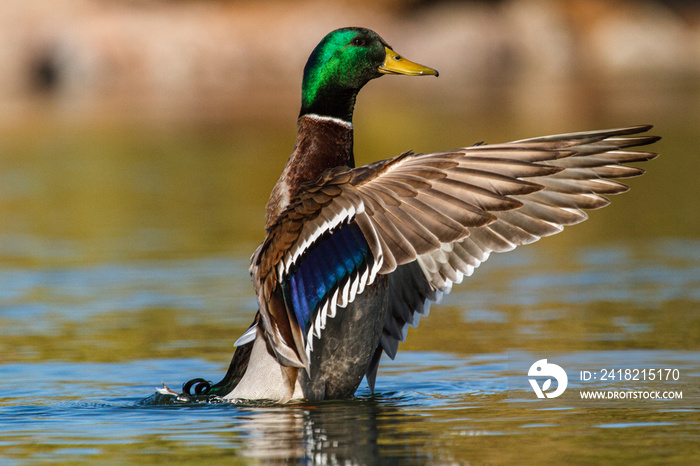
(300, 27, 438, 123)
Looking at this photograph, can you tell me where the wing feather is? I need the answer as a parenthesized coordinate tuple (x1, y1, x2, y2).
(371, 126, 658, 370)
(251, 126, 659, 372)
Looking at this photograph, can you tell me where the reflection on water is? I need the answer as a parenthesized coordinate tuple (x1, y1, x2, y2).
(1, 239, 698, 463)
(0, 96, 698, 463)
(1, 348, 698, 464)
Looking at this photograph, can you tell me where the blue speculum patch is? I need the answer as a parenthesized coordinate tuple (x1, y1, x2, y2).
(283, 221, 371, 337)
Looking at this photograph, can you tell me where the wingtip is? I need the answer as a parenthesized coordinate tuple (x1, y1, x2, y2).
(274, 346, 307, 369)
(615, 124, 654, 134)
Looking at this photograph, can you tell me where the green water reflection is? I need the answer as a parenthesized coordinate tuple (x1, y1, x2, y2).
(0, 80, 698, 464)
(1, 83, 698, 267)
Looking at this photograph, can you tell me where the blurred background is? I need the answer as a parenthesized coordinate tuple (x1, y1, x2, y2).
(1, 1, 698, 464)
(3, 0, 700, 125)
(2, 0, 700, 123)
(1, 0, 698, 267)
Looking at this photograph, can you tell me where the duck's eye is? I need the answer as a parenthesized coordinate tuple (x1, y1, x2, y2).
(352, 38, 365, 47)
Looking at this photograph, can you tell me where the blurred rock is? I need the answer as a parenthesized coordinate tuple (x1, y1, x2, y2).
(0, 0, 698, 126)
(583, 0, 698, 76)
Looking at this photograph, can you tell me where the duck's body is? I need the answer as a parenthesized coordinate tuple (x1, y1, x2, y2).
(266, 114, 355, 227)
(163, 27, 659, 403)
(218, 274, 389, 400)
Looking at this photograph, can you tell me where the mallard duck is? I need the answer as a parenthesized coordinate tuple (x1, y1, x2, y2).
(160, 27, 659, 402)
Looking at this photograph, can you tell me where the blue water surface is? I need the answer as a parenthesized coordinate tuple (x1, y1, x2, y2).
(1, 240, 699, 464)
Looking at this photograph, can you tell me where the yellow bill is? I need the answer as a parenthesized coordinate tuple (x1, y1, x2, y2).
(379, 46, 438, 77)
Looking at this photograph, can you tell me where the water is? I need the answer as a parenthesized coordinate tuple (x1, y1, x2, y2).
(2, 239, 698, 463)
(1, 92, 699, 463)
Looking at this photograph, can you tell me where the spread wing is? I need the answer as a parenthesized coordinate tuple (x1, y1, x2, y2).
(250, 125, 659, 371)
